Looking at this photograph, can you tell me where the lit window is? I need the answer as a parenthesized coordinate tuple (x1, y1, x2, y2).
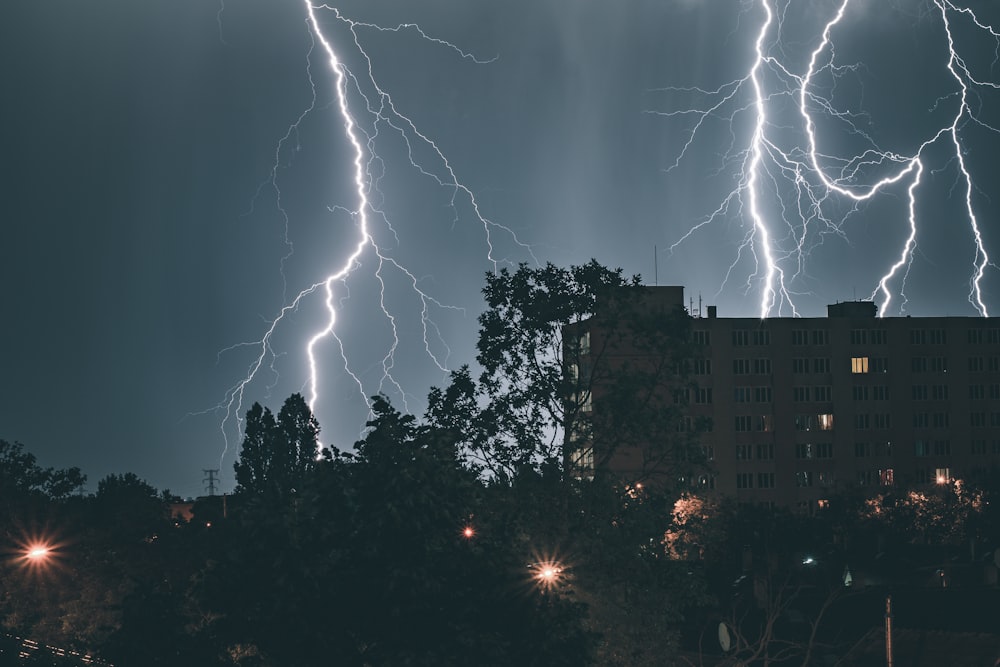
(851, 357, 869, 374)
(817, 414, 834, 431)
(569, 447, 594, 476)
(935, 468, 951, 484)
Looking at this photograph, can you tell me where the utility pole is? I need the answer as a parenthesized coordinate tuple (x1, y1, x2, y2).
(202, 469, 219, 497)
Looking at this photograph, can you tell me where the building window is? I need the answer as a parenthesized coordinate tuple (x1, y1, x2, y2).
(736, 444, 752, 461)
(733, 329, 750, 346)
(911, 357, 928, 373)
(971, 412, 987, 428)
(855, 442, 871, 458)
(914, 440, 929, 457)
(816, 442, 834, 459)
(874, 413, 891, 429)
(572, 391, 592, 413)
(812, 330, 829, 346)
(793, 386, 810, 402)
(870, 329, 887, 345)
(871, 357, 889, 373)
(991, 384, 1000, 400)
(814, 386, 832, 402)
(933, 440, 951, 456)
(692, 330, 710, 346)
(935, 468, 952, 484)
(796, 443, 814, 459)
(875, 441, 893, 456)
(915, 468, 931, 484)
(931, 412, 950, 429)
(929, 329, 946, 345)
(795, 415, 812, 431)
(752, 358, 772, 375)
(850, 329, 867, 345)
(814, 358, 831, 374)
(852, 386, 869, 401)
(753, 330, 771, 346)
(930, 357, 947, 373)
(698, 474, 716, 490)
(702, 445, 715, 461)
(755, 443, 774, 460)
(736, 472, 754, 489)
(912, 385, 929, 400)
(792, 358, 809, 374)
(873, 385, 890, 401)
(971, 440, 987, 455)
(734, 386, 751, 403)
(854, 413, 870, 430)
(569, 447, 594, 476)
(695, 387, 713, 404)
(754, 386, 772, 403)
(734, 415, 753, 432)
(851, 357, 869, 374)
(911, 329, 927, 345)
(733, 359, 751, 374)
(969, 328, 984, 344)
(879, 469, 894, 486)
(858, 470, 874, 486)
(574, 332, 590, 356)
(792, 330, 808, 346)
(756, 415, 774, 432)
(817, 414, 834, 431)
(991, 412, 1000, 428)
(969, 356, 985, 373)
(990, 357, 1000, 372)
(757, 472, 775, 489)
(796, 471, 813, 487)
(969, 384, 985, 400)
(693, 359, 712, 375)
(818, 472, 836, 488)
(913, 412, 929, 428)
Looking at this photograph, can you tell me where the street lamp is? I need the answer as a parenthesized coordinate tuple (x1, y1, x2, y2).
(531, 561, 564, 590)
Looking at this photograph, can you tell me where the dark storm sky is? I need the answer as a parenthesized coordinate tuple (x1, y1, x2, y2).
(3, 1, 999, 498)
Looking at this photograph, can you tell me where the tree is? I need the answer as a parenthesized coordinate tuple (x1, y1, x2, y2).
(471, 260, 702, 484)
(0, 439, 85, 506)
(201, 395, 595, 665)
(233, 394, 319, 497)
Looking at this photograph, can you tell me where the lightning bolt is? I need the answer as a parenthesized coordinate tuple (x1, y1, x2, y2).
(206, 3, 536, 465)
(653, 0, 999, 318)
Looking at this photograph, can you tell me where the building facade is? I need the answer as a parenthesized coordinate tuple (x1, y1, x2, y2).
(571, 287, 1000, 510)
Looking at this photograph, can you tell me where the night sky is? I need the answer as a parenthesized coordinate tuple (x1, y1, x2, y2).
(4, 1, 1000, 498)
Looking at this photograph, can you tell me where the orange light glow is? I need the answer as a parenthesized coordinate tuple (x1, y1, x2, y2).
(462, 526, 475, 539)
(531, 560, 564, 590)
(14, 537, 59, 575)
(26, 545, 50, 560)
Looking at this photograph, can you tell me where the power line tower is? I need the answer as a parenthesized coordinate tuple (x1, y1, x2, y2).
(202, 469, 220, 497)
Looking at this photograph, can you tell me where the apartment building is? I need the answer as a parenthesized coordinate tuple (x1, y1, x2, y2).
(567, 287, 1000, 510)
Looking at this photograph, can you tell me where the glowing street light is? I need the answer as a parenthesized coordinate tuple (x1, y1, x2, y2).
(17, 539, 57, 575)
(25, 544, 50, 561)
(531, 561, 564, 590)
(462, 526, 475, 539)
